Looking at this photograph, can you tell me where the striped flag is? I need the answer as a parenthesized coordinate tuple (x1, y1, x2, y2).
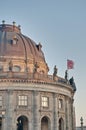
(67, 59, 74, 69)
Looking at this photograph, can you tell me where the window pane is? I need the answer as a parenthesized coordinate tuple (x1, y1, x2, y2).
(42, 96, 49, 107)
(18, 95, 27, 106)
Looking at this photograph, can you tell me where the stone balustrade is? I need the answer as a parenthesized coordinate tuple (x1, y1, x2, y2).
(0, 71, 69, 85)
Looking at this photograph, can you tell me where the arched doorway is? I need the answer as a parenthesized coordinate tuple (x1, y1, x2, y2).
(59, 118, 64, 130)
(17, 115, 28, 130)
(0, 117, 2, 130)
(41, 116, 51, 130)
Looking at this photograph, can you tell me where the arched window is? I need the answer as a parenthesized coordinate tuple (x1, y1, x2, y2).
(17, 115, 28, 130)
(41, 116, 51, 130)
(13, 66, 21, 72)
(40, 70, 45, 74)
(0, 117, 2, 130)
(59, 118, 64, 130)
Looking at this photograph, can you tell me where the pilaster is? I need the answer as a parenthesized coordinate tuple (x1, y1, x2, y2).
(53, 93, 58, 130)
(32, 91, 39, 130)
(5, 89, 14, 130)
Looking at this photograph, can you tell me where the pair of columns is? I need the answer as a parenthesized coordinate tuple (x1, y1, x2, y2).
(32, 92, 58, 130)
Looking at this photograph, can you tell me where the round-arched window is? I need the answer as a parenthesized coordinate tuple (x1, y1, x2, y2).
(13, 66, 21, 72)
(40, 70, 45, 74)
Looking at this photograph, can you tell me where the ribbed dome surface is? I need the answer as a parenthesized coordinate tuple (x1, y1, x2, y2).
(0, 24, 45, 62)
(0, 23, 49, 74)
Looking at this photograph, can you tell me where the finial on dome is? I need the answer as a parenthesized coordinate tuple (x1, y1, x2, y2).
(18, 25, 21, 33)
(38, 42, 42, 48)
(36, 42, 42, 51)
(2, 20, 5, 25)
(13, 21, 16, 26)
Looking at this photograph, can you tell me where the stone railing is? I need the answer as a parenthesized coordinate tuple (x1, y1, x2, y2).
(0, 71, 68, 85)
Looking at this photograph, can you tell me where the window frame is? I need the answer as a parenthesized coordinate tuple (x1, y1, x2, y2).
(18, 95, 28, 107)
(41, 96, 49, 108)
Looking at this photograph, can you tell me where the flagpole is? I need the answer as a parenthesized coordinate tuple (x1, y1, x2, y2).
(67, 69, 69, 81)
(67, 59, 69, 80)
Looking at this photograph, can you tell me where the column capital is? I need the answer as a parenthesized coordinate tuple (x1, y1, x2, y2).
(33, 90, 39, 96)
(53, 93, 58, 98)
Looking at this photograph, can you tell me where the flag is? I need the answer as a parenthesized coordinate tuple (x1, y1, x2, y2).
(67, 59, 74, 69)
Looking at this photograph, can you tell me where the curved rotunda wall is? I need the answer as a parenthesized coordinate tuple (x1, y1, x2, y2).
(0, 22, 76, 130)
(0, 80, 75, 130)
(0, 23, 49, 74)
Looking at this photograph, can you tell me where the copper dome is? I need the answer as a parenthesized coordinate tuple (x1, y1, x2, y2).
(0, 23, 49, 74)
(0, 24, 45, 61)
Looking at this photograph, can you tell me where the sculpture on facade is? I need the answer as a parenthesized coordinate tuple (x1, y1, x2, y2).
(53, 65, 58, 81)
(69, 76, 76, 91)
(9, 60, 13, 71)
(53, 65, 58, 77)
(33, 62, 39, 73)
(65, 70, 68, 81)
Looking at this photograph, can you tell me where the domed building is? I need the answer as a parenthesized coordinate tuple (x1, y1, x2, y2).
(0, 21, 76, 130)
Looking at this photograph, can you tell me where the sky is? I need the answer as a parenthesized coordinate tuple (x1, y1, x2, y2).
(0, 0, 86, 126)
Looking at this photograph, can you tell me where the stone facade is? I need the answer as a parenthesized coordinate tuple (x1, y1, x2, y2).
(0, 22, 76, 130)
(76, 126, 86, 130)
(0, 75, 76, 130)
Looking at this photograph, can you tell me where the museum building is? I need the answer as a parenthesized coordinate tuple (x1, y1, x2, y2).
(0, 21, 76, 130)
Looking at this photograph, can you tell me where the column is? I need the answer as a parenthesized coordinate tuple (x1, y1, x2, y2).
(2, 112, 5, 130)
(71, 98, 75, 130)
(32, 91, 39, 130)
(29, 118, 32, 130)
(65, 98, 69, 130)
(68, 98, 75, 130)
(69, 99, 72, 130)
(53, 93, 58, 130)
